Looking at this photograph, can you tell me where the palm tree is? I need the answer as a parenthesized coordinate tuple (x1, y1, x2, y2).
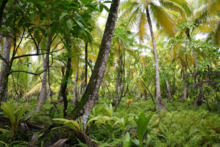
(120, 0, 191, 110)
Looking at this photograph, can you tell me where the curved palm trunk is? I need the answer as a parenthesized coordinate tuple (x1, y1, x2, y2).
(35, 34, 52, 111)
(146, 7, 166, 110)
(0, 36, 11, 103)
(70, 0, 120, 129)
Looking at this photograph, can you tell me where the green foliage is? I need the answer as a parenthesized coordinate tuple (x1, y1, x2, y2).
(53, 118, 83, 133)
(0, 141, 9, 147)
(1, 102, 34, 137)
(134, 111, 155, 147)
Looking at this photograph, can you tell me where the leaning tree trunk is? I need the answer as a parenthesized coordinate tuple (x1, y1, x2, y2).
(146, 7, 166, 110)
(0, 36, 11, 103)
(70, 0, 120, 129)
(35, 34, 52, 111)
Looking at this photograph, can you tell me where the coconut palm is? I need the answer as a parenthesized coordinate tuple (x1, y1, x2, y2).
(120, 0, 192, 110)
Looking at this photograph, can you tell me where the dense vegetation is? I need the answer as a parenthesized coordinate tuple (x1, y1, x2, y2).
(0, 0, 220, 146)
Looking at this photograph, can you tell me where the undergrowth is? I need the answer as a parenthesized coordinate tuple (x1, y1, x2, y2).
(88, 97, 220, 147)
(1, 96, 220, 147)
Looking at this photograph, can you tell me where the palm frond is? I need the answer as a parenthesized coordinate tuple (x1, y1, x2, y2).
(138, 12, 148, 42)
(207, 0, 220, 16)
(160, 0, 192, 20)
(150, 3, 175, 36)
(213, 22, 220, 46)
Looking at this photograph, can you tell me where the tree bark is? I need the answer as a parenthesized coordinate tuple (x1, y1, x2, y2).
(143, 90, 147, 101)
(146, 7, 166, 110)
(0, 0, 8, 28)
(85, 42, 88, 89)
(0, 36, 11, 103)
(112, 62, 120, 106)
(165, 78, 172, 101)
(70, 0, 121, 129)
(183, 87, 188, 99)
(73, 71, 78, 106)
(35, 34, 52, 111)
(59, 41, 72, 117)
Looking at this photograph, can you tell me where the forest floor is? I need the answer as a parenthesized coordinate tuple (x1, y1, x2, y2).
(1, 96, 220, 147)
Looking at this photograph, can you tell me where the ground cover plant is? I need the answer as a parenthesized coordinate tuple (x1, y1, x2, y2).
(0, 0, 220, 146)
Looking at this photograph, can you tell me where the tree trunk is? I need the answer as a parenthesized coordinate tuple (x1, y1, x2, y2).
(165, 78, 172, 101)
(0, 36, 11, 103)
(143, 90, 147, 101)
(70, 0, 120, 129)
(58, 66, 65, 100)
(183, 87, 188, 99)
(35, 34, 52, 111)
(85, 42, 88, 89)
(186, 28, 203, 104)
(0, 0, 8, 28)
(60, 52, 72, 117)
(112, 65, 120, 106)
(73, 71, 78, 106)
(146, 7, 166, 110)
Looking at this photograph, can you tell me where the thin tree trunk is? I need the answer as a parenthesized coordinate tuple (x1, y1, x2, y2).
(85, 42, 88, 88)
(0, 36, 11, 103)
(58, 66, 65, 100)
(186, 28, 203, 105)
(141, 80, 155, 105)
(73, 71, 78, 106)
(60, 50, 72, 117)
(165, 78, 172, 101)
(146, 7, 166, 110)
(183, 87, 188, 99)
(143, 90, 147, 101)
(70, 0, 120, 129)
(112, 64, 120, 106)
(35, 33, 52, 111)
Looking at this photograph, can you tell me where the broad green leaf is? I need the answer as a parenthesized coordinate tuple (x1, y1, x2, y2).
(0, 128, 8, 134)
(131, 140, 139, 147)
(134, 111, 156, 147)
(123, 132, 131, 147)
(65, 120, 80, 131)
(102, 4, 110, 13)
(1, 102, 15, 124)
(0, 141, 9, 147)
(80, 0, 92, 4)
(104, 1, 112, 3)
(66, 19, 73, 30)
(60, 12, 68, 20)
(73, 19, 85, 30)
(16, 105, 34, 127)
